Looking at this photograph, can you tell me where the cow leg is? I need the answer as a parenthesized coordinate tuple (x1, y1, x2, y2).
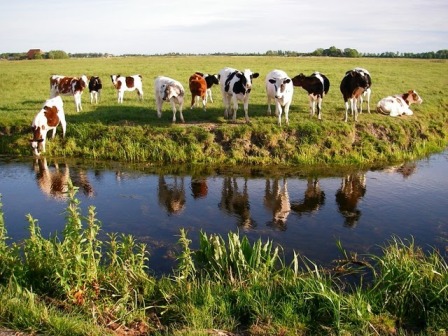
(365, 89, 371, 113)
(284, 102, 291, 125)
(156, 96, 163, 118)
(90, 92, 94, 104)
(178, 101, 185, 123)
(137, 89, 144, 101)
(308, 95, 315, 117)
(276, 101, 283, 126)
(232, 95, 239, 121)
(351, 98, 358, 121)
(243, 98, 250, 123)
(190, 95, 196, 110)
(344, 101, 349, 122)
(267, 96, 272, 116)
(118, 91, 123, 103)
(317, 96, 323, 120)
(207, 89, 213, 103)
(222, 96, 230, 119)
(201, 95, 206, 111)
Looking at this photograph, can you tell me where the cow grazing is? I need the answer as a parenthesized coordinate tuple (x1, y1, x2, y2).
(291, 72, 330, 120)
(50, 74, 88, 112)
(265, 69, 294, 126)
(30, 96, 66, 156)
(88, 76, 102, 104)
(339, 68, 371, 122)
(154, 76, 185, 123)
(194, 72, 219, 104)
(110, 74, 143, 103)
(218, 67, 259, 123)
(376, 90, 423, 117)
(189, 73, 208, 111)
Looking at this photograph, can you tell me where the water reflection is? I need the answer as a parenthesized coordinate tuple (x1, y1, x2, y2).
(219, 177, 255, 229)
(263, 179, 290, 230)
(33, 158, 70, 200)
(291, 178, 326, 215)
(158, 176, 186, 215)
(190, 177, 208, 199)
(335, 173, 366, 227)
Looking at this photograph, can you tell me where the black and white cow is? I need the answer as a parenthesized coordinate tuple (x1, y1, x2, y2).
(194, 72, 219, 104)
(88, 76, 102, 104)
(351, 68, 372, 113)
(291, 72, 330, 120)
(339, 69, 371, 122)
(218, 67, 259, 123)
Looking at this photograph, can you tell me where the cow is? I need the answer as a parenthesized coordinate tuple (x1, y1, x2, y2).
(291, 72, 330, 120)
(376, 90, 423, 117)
(88, 76, 102, 104)
(265, 69, 294, 126)
(194, 72, 220, 104)
(154, 76, 185, 123)
(352, 68, 372, 113)
(339, 68, 371, 122)
(189, 73, 208, 111)
(110, 74, 143, 103)
(30, 96, 66, 156)
(218, 67, 259, 123)
(49, 74, 88, 112)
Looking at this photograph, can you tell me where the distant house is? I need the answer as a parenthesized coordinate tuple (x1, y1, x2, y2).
(27, 49, 43, 59)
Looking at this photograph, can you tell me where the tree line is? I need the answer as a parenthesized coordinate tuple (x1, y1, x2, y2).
(1, 47, 447, 60)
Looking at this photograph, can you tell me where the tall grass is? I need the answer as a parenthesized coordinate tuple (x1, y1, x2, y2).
(0, 57, 447, 165)
(0, 187, 447, 335)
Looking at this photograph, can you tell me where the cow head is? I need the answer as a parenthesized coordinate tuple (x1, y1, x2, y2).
(268, 77, 291, 99)
(30, 125, 45, 156)
(161, 83, 184, 102)
(291, 73, 306, 87)
(242, 69, 259, 93)
(404, 90, 423, 105)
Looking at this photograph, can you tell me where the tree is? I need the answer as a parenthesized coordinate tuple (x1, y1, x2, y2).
(47, 50, 69, 59)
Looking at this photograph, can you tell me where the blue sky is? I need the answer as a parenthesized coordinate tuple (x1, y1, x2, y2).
(1, 0, 447, 55)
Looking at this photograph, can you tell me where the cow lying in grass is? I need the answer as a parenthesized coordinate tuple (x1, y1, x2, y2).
(376, 90, 423, 117)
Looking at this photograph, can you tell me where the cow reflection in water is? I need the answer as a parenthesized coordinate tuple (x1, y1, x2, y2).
(291, 178, 326, 215)
(158, 176, 186, 215)
(335, 173, 366, 227)
(263, 179, 290, 230)
(33, 159, 95, 199)
(190, 177, 208, 199)
(219, 177, 255, 229)
(33, 158, 70, 200)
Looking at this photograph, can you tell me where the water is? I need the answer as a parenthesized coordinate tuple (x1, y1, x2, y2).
(1, 152, 447, 275)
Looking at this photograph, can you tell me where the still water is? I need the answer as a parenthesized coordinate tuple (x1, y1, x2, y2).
(1, 152, 447, 275)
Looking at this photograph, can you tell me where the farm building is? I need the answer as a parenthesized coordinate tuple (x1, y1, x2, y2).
(27, 49, 43, 59)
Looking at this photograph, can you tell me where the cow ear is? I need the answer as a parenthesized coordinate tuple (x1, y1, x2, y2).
(252, 73, 259, 78)
(268, 79, 276, 84)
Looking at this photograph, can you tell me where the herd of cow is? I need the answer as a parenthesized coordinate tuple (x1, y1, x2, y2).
(30, 67, 423, 156)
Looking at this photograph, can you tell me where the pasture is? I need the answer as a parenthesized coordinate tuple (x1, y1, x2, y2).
(0, 56, 447, 165)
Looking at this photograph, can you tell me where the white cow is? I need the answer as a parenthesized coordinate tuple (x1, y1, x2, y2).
(154, 76, 185, 123)
(30, 96, 66, 156)
(110, 74, 143, 103)
(265, 69, 294, 126)
(376, 90, 423, 117)
(219, 67, 259, 123)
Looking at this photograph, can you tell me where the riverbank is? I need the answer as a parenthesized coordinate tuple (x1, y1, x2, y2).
(1, 57, 447, 166)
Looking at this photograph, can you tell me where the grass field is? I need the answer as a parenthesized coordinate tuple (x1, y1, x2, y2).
(0, 56, 447, 165)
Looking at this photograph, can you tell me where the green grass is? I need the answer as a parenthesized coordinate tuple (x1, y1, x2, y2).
(0, 56, 447, 165)
(0, 188, 447, 335)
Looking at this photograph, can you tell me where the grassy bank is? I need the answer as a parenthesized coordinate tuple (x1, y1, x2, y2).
(0, 187, 447, 335)
(0, 57, 447, 166)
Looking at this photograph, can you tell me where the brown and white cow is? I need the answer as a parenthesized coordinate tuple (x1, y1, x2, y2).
(110, 74, 144, 103)
(50, 74, 88, 112)
(376, 90, 423, 117)
(30, 96, 66, 156)
(194, 72, 220, 104)
(189, 73, 208, 111)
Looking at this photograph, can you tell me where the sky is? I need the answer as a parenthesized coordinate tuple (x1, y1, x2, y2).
(1, 0, 447, 55)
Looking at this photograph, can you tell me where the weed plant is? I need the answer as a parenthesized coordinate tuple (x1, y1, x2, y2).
(0, 187, 447, 335)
